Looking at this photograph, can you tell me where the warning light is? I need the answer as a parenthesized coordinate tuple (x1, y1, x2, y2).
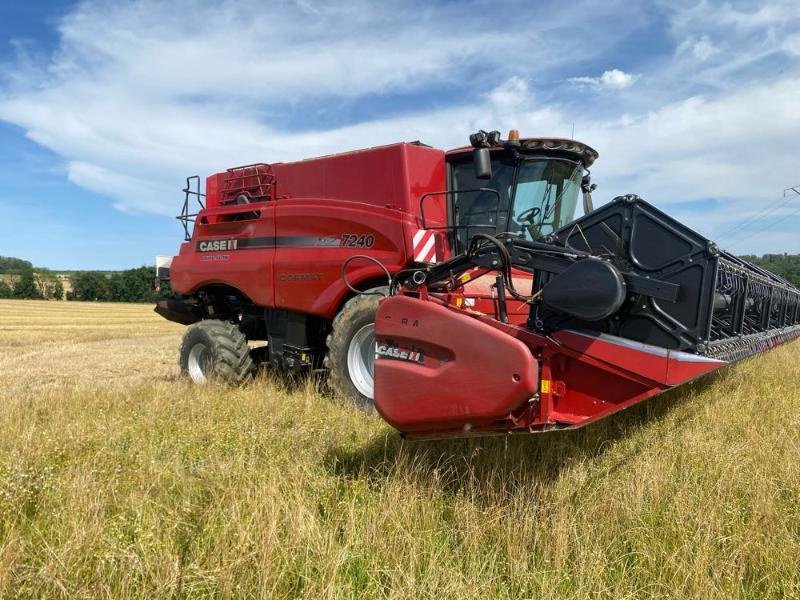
(508, 129, 520, 142)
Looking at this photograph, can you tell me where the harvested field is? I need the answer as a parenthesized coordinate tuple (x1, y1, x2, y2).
(0, 299, 799, 598)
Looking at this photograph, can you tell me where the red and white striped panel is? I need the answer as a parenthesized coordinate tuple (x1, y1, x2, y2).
(411, 228, 438, 263)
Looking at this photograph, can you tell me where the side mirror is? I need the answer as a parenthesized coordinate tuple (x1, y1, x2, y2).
(581, 174, 596, 214)
(473, 148, 492, 180)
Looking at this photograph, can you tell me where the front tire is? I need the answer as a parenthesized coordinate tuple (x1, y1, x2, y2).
(325, 289, 386, 412)
(180, 320, 255, 385)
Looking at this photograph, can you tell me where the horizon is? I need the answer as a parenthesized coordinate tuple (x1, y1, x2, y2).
(1, 0, 799, 269)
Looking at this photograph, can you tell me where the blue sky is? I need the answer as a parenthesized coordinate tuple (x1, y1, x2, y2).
(1, 0, 799, 269)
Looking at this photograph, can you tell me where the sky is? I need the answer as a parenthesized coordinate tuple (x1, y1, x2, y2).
(0, 0, 799, 269)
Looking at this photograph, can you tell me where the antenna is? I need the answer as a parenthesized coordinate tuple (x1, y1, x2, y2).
(571, 122, 575, 138)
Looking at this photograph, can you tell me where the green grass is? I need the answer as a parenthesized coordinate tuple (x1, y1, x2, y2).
(0, 300, 799, 598)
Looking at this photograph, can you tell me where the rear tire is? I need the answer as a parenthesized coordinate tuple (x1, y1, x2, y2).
(325, 288, 387, 413)
(180, 320, 255, 385)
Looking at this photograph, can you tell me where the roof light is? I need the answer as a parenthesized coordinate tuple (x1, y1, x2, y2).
(507, 129, 520, 142)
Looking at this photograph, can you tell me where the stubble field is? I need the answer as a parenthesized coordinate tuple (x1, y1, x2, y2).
(0, 299, 799, 598)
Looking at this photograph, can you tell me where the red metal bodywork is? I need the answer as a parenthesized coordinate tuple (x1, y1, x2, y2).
(169, 142, 531, 323)
(374, 295, 539, 433)
(171, 143, 448, 318)
(374, 293, 738, 438)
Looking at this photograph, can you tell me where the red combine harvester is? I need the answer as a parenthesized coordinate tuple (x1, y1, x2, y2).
(156, 131, 800, 438)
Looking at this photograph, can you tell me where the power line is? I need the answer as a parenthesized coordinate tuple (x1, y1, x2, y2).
(716, 186, 799, 242)
(724, 202, 800, 252)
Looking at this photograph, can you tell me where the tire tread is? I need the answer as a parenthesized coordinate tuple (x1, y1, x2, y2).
(325, 288, 386, 413)
(180, 319, 255, 385)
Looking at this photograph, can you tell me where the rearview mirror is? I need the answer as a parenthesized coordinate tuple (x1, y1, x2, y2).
(473, 148, 492, 180)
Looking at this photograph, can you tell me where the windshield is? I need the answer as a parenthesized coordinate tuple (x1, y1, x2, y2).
(451, 155, 583, 249)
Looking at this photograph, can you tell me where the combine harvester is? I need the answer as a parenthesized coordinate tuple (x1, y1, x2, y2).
(156, 130, 800, 438)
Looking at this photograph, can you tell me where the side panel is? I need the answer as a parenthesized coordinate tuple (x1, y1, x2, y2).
(401, 143, 447, 227)
(269, 142, 447, 318)
(273, 143, 445, 214)
(400, 143, 450, 264)
(169, 204, 276, 307)
(273, 200, 409, 318)
(545, 329, 725, 426)
(374, 296, 539, 433)
(171, 143, 446, 315)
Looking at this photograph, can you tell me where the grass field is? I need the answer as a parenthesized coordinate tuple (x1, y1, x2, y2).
(0, 299, 799, 598)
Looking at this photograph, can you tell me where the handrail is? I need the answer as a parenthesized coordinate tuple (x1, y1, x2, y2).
(177, 175, 206, 241)
(418, 187, 502, 231)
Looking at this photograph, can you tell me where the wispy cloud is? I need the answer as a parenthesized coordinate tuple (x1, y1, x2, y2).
(0, 0, 629, 214)
(568, 69, 640, 90)
(0, 0, 798, 255)
(676, 35, 719, 62)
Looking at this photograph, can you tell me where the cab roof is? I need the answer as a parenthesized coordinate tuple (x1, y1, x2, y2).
(446, 137, 599, 168)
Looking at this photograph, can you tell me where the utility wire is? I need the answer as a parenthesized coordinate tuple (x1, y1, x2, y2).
(717, 186, 799, 242)
(724, 203, 800, 252)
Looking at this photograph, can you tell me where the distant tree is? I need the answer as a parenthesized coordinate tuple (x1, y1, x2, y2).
(70, 271, 110, 301)
(0, 256, 33, 274)
(122, 266, 159, 302)
(158, 278, 174, 298)
(65, 266, 168, 303)
(13, 269, 43, 299)
(52, 279, 64, 301)
(102, 266, 159, 303)
(0, 279, 13, 299)
(107, 272, 125, 302)
(33, 268, 63, 299)
(739, 253, 800, 286)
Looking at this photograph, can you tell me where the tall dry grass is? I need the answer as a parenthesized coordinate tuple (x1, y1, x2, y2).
(0, 299, 798, 598)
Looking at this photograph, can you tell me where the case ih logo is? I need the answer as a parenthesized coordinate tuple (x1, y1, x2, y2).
(198, 239, 239, 252)
(412, 229, 437, 263)
(376, 343, 424, 363)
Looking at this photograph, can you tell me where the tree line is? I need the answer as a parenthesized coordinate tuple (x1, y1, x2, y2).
(0, 268, 65, 300)
(741, 254, 800, 286)
(0, 256, 169, 302)
(0, 257, 33, 272)
(67, 267, 170, 302)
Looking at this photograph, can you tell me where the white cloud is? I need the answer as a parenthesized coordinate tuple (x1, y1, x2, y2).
(665, 0, 800, 35)
(599, 69, 639, 89)
(586, 78, 800, 186)
(486, 76, 530, 110)
(0, 0, 799, 254)
(0, 0, 628, 214)
(568, 69, 640, 90)
(677, 35, 719, 62)
(784, 34, 800, 56)
(659, 0, 800, 96)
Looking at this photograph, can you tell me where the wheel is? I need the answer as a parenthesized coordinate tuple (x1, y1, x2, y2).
(325, 288, 387, 412)
(180, 320, 255, 385)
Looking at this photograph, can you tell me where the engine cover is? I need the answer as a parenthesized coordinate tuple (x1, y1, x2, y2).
(374, 295, 539, 434)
